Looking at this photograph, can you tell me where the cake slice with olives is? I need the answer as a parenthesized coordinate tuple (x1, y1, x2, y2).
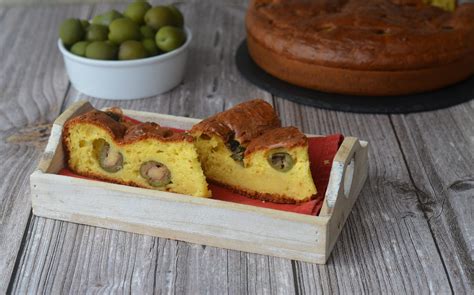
(190, 99, 317, 203)
(62, 108, 210, 197)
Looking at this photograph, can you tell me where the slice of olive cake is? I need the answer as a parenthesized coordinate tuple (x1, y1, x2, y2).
(62, 108, 210, 197)
(190, 99, 317, 203)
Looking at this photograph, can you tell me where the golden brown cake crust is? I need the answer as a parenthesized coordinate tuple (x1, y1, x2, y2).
(247, 0, 474, 70)
(63, 109, 193, 146)
(67, 110, 127, 140)
(245, 127, 307, 156)
(191, 99, 281, 145)
(124, 122, 193, 143)
(191, 99, 307, 153)
(246, 0, 474, 95)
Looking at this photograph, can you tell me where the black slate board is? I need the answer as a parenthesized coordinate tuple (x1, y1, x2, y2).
(235, 40, 473, 114)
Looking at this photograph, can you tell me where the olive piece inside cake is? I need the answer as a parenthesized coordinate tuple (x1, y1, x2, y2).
(140, 161, 172, 187)
(98, 140, 123, 173)
(268, 151, 294, 172)
(190, 99, 317, 203)
(62, 108, 210, 197)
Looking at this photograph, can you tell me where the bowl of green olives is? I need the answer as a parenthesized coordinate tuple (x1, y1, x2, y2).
(58, 1, 190, 100)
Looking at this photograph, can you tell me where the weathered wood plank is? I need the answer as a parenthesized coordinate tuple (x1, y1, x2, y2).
(390, 101, 474, 291)
(273, 98, 454, 294)
(0, 130, 42, 294)
(0, 4, 92, 294)
(0, 4, 90, 130)
(11, 217, 296, 294)
(7, 0, 471, 293)
(10, 1, 294, 294)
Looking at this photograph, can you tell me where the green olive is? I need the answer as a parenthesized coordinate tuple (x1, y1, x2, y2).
(85, 41, 118, 60)
(227, 139, 245, 163)
(124, 1, 151, 25)
(168, 5, 184, 27)
(108, 18, 141, 44)
(140, 25, 156, 39)
(86, 24, 109, 42)
(70, 41, 90, 57)
(92, 15, 103, 26)
(268, 152, 294, 172)
(142, 38, 160, 56)
(155, 26, 186, 52)
(80, 19, 90, 30)
(92, 9, 123, 26)
(99, 142, 123, 172)
(144, 6, 176, 30)
(140, 161, 171, 187)
(118, 40, 148, 60)
(59, 18, 85, 46)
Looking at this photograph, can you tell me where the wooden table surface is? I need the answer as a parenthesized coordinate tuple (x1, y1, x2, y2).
(1, 0, 473, 293)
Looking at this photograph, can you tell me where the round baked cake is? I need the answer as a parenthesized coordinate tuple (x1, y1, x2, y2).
(246, 0, 474, 96)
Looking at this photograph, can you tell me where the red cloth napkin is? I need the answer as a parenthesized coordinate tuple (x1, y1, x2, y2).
(59, 115, 343, 216)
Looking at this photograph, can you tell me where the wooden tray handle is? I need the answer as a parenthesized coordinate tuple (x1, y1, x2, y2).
(319, 137, 369, 217)
(36, 100, 94, 173)
(319, 137, 369, 256)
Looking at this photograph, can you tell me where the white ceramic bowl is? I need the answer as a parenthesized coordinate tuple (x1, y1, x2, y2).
(58, 27, 192, 100)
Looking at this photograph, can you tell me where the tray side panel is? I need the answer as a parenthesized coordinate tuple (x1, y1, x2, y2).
(325, 140, 369, 256)
(122, 109, 200, 130)
(31, 173, 327, 264)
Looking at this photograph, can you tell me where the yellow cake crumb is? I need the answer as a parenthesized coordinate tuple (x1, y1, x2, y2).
(64, 122, 210, 198)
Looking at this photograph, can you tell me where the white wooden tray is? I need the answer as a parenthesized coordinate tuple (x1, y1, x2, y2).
(30, 101, 369, 264)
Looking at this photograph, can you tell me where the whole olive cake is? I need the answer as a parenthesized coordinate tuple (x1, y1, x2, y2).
(246, 0, 474, 96)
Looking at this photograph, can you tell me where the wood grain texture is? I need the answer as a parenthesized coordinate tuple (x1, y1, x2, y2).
(0, 4, 91, 131)
(273, 98, 454, 294)
(4, 0, 473, 293)
(390, 101, 474, 291)
(0, 4, 92, 293)
(11, 217, 296, 294)
(10, 1, 294, 294)
(0, 130, 41, 295)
